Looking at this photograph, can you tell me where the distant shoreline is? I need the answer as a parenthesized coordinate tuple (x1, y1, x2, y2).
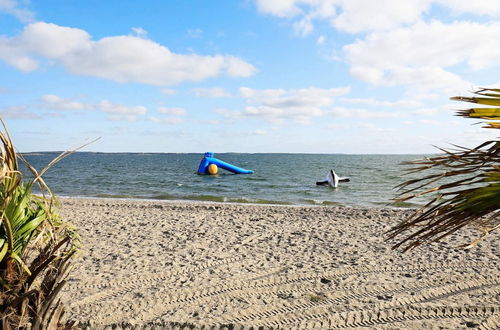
(21, 151, 438, 156)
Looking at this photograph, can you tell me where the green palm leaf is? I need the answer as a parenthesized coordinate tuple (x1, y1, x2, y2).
(389, 88, 499, 251)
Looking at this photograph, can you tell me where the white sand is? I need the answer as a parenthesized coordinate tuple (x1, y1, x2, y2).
(58, 198, 499, 329)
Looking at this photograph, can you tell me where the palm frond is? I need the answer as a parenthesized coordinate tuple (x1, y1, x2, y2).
(388, 88, 499, 251)
(456, 108, 500, 120)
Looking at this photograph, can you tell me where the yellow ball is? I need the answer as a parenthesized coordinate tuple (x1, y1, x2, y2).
(208, 164, 218, 175)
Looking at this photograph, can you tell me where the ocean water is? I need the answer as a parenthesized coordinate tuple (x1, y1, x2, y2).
(22, 152, 431, 208)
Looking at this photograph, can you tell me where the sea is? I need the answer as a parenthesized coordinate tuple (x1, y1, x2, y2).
(22, 152, 433, 208)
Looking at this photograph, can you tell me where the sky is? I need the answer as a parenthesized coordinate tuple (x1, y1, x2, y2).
(0, 0, 499, 154)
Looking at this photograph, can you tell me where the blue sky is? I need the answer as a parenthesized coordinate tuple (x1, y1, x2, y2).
(0, 0, 499, 153)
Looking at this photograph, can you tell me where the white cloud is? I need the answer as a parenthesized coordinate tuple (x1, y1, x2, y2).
(253, 0, 303, 18)
(417, 119, 439, 125)
(216, 128, 270, 139)
(411, 108, 442, 116)
(0, 22, 256, 86)
(150, 106, 187, 125)
(252, 1, 500, 95)
(187, 28, 203, 38)
(254, 0, 426, 34)
(0, 37, 38, 71)
(218, 86, 350, 124)
(0, 0, 34, 22)
(160, 88, 176, 96)
(131, 27, 148, 38)
(293, 17, 314, 35)
(0, 105, 38, 119)
(240, 86, 349, 107)
(253, 129, 267, 135)
(404, 119, 440, 125)
(214, 108, 238, 118)
(409, 102, 463, 116)
(206, 119, 221, 125)
(438, 0, 500, 16)
(331, 0, 430, 34)
(344, 21, 500, 91)
(253, 0, 500, 34)
(20, 22, 91, 59)
(157, 107, 187, 116)
(385, 67, 468, 92)
(97, 100, 146, 116)
(148, 117, 184, 124)
(328, 107, 401, 119)
(193, 87, 231, 98)
(106, 114, 140, 122)
(340, 97, 421, 108)
(40, 94, 86, 110)
(39, 94, 147, 121)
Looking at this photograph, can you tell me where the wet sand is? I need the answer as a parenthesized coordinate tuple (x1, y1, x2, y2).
(58, 198, 500, 329)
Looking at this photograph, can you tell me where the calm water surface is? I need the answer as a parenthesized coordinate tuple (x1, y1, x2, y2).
(23, 152, 431, 208)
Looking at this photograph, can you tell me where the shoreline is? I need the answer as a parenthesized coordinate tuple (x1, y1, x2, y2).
(58, 197, 499, 329)
(54, 194, 417, 210)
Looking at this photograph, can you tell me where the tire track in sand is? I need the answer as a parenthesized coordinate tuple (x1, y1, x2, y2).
(292, 305, 500, 329)
(135, 261, 488, 324)
(70, 255, 244, 308)
(78, 306, 500, 329)
(244, 277, 500, 327)
(226, 278, 500, 326)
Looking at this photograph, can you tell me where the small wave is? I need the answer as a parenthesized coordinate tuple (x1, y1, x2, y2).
(231, 198, 291, 205)
(182, 194, 291, 205)
(243, 177, 267, 182)
(149, 194, 177, 200)
(301, 199, 344, 206)
(95, 193, 135, 199)
(388, 200, 422, 208)
(91, 193, 291, 205)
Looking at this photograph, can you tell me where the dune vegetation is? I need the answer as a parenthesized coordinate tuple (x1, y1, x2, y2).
(0, 119, 79, 329)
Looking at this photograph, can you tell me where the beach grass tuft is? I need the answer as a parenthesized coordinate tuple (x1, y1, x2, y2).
(0, 119, 80, 328)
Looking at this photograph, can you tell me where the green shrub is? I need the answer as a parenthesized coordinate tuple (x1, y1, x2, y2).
(0, 119, 79, 329)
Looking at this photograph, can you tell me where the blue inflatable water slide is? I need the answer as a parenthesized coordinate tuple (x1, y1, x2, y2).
(197, 152, 253, 174)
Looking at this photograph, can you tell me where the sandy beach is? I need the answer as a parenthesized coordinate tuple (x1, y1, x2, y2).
(58, 198, 499, 329)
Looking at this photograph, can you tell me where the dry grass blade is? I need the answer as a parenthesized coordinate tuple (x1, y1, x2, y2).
(28, 137, 100, 183)
(0, 118, 93, 328)
(456, 223, 500, 249)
